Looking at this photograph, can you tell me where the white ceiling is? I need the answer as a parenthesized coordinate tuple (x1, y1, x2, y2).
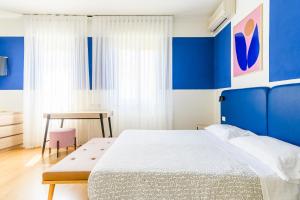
(0, 0, 222, 16)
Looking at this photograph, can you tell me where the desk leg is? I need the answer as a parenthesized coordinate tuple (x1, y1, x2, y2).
(42, 115, 50, 156)
(60, 119, 64, 128)
(100, 114, 105, 138)
(108, 117, 112, 137)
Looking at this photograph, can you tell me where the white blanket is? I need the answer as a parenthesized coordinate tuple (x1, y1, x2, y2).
(88, 130, 300, 200)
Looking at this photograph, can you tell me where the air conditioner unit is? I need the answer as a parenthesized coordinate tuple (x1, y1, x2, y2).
(208, 0, 236, 33)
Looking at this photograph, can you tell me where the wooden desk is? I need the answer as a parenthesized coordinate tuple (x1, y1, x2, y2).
(42, 111, 112, 155)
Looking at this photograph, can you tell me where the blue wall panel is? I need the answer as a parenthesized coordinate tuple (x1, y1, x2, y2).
(0, 37, 24, 90)
(270, 0, 300, 82)
(214, 23, 231, 89)
(0, 36, 216, 90)
(173, 37, 214, 89)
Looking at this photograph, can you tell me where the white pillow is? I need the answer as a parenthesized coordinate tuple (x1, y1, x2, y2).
(205, 124, 251, 141)
(230, 136, 300, 183)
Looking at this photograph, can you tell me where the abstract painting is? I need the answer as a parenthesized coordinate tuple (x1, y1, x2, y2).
(233, 5, 263, 77)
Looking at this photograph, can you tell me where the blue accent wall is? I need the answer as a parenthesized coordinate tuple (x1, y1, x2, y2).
(0, 37, 24, 90)
(172, 37, 214, 89)
(214, 23, 231, 89)
(0, 36, 217, 90)
(270, 0, 300, 82)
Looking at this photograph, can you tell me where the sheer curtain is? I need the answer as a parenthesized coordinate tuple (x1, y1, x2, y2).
(92, 16, 173, 134)
(23, 15, 91, 148)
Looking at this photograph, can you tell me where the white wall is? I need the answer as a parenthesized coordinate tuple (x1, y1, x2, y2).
(0, 14, 216, 129)
(173, 90, 216, 129)
(0, 90, 23, 111)
(173, 15, 212, 37)
(0, 17, 23, 36)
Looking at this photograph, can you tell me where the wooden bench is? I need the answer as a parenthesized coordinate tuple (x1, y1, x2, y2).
(42, 138, 115, 200)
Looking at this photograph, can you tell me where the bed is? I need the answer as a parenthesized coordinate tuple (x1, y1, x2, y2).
(88, 85, 300, 200)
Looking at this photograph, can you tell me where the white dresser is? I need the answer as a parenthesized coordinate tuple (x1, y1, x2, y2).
(0, 112, 23, 149)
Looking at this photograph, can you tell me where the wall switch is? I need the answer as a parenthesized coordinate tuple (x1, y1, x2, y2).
(222, 116, 226, 122)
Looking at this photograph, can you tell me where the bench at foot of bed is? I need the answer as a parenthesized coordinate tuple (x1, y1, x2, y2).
(42, 138, 115, 200)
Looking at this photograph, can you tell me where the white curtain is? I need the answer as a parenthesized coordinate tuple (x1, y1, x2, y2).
(23, 15, 91, 148)
(91, 16, 173, 134)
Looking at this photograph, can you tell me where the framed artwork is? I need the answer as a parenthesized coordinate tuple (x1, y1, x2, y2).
(233, 4, 263, 77)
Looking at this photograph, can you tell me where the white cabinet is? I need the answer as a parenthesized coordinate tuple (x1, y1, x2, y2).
(0, 112, 23, 149)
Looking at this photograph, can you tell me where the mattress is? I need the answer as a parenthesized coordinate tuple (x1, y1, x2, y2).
(88, 130, 300, 200)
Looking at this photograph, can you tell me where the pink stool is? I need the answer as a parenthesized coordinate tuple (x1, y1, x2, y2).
(49, 128, 76, 157)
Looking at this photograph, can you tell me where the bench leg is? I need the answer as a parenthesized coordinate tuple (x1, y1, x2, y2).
(48, 184, 55, 200)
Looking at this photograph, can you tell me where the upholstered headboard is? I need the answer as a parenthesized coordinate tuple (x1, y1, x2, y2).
(268, 83, 300, 146)
(220, 87, 269, 136)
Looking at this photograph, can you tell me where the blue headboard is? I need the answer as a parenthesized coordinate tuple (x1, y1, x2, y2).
(221, 87, 269, 135)
(268, 83, 300, 146)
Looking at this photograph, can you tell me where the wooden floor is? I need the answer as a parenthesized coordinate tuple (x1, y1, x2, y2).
(0, 146, 88, 200)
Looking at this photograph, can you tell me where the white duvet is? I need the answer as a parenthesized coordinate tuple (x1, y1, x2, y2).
(88, 130, 300, 200)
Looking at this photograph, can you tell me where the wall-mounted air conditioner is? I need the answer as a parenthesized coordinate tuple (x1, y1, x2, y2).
(208, 0, 236, 33)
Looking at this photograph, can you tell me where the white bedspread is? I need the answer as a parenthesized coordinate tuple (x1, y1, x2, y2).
(88, 130, 300, 200)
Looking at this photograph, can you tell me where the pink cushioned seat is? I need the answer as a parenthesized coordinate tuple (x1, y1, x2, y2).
(49, 128, 76, 157)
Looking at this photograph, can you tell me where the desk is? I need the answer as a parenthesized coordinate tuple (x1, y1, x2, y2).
(42, 111, 112, 155)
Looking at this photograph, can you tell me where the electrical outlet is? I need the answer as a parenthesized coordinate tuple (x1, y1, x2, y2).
(222, 116, 226, 122)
